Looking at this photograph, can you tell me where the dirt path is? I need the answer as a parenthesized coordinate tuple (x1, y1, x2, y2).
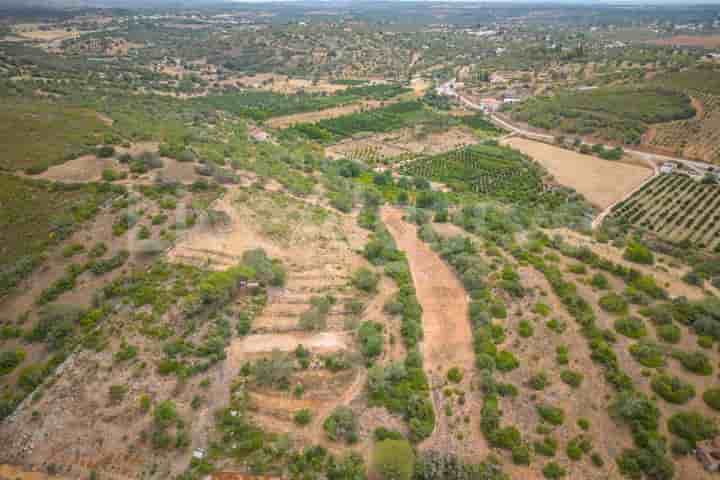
(381, 207, 485, 457)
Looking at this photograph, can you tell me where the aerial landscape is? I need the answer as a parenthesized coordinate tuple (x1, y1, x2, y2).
(3, 1, 720, 479)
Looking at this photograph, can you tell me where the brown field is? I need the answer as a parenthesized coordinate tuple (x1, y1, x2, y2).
(649, 35, 720, 48)
(11, 24, 82, 44)
(265, 100, 385, 129)
(503, 137, 652, 209)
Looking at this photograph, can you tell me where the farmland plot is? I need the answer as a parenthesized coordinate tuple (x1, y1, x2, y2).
(504, 137, 652, 209)
(606, 174, 720, 250)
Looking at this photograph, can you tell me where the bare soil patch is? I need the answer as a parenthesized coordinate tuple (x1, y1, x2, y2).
(35, 155, 118, 182)
(230, 332, 350, 355)
(504, 137, 652, 209)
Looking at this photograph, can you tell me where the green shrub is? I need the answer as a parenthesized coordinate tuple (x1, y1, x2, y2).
(528, 372, 550, 391)
(672, 350, 713, 375)
(624, 241, 654, 265)
(495, 351, 519, 372)
(599, 292, 628, 315)
(533, 303, 551, 317)
(96, 145, 115, 158)
(88, 242, 108, 259)
(489, 426, 522, 450)
(577, 418, 590, 431)
(372, 439, 414, 480)
(542, 461, 566, 479)
(560, 370, 583, 388)
(447, 367, 463, 384)
(61, 243, 85, 258)
(533, 436, 557, 457)
(698, 335, 714, 349)
(0, 349, 26, 376)
(629, 341, 666, 368)
(537, 404, 564, 426)
(512, 444, 532, 465)
(668, 411, 718, 447)
(294, 408, 313, 426)
(555, 345, 569, 365)
(704, 388, 720, 411)
(591, 273, 609, 290)
(656, 324, 681, 344)
(323, 406, 358, 443)
(518, 319, 534, 338)
(614, 316, 647, 339)
(154, 400, 178, 428)
(651, 374, 695, 404)
(353, 267, 379, 293)
(547, 319, 566, 334)
(374, 427, 405, 441)
(568, 263, 587, 275)
(358, 321, 384, 360)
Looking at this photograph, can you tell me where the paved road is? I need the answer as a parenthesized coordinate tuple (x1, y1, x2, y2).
(439, 81, 715, 175)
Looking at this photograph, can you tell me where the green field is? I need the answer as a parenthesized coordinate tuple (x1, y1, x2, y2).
(400, 143, 561, 206)
(0, 100, 110, 172)
(652, 70, 720, 96)
(0, 174, 119, 296)
(196, 83, 410, 121)
(511, 87, 696, 144)
(285, 101, 439, 142)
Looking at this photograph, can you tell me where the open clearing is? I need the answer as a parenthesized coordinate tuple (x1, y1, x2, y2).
(503, 137, 652, 209)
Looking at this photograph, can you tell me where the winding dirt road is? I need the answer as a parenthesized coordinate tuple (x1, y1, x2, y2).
(381, 207, 486, 458)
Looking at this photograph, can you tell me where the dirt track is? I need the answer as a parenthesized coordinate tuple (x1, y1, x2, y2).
(381, 207, 485, 457)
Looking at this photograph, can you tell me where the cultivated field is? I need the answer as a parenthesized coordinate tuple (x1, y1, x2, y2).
(649, 35, 720, 48)
(606, 173, 720, 250)
(325, 126, 480, 164)
(266, 100, 386, 129)
(503, 137, 652, 209)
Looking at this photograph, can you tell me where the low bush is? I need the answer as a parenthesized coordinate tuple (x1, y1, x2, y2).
(537, 404, 564, 426)
(703, 388, 720, 411)
(590, 273, 609, 290)
(614, 316, 647, 339)
(533, 436, 557, 457)
(668, 411, 718, 447)
(599, 292, 628, 315)
(323, 406, 358, 444)
(672, 350, 713, 375)
(656, 324, 681, 344)
(0, 349, 26, 376)
(651, 374, 695, 404)
(294, 408, 313, 426)
(353, 267, 379, 293)
(560, 370, 583, 388)
(447, 367, 463, 384)
(542, 462, 566, 479)
(624, 241, 654, 265)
